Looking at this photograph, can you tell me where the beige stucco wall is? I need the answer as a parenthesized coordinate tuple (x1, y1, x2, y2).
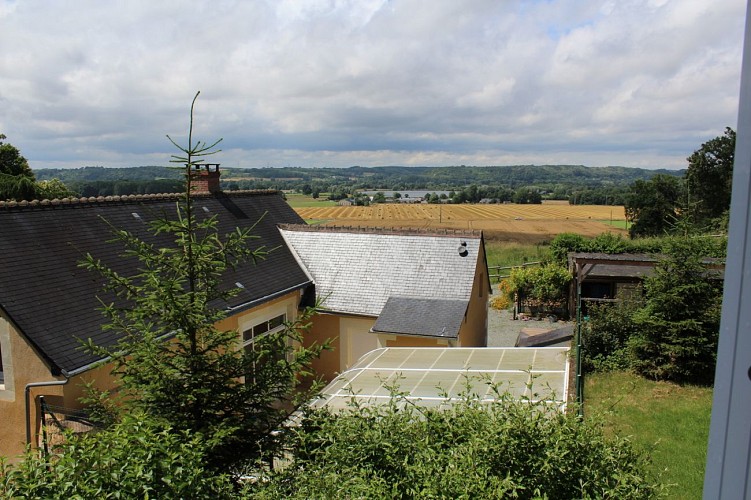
(0, 313, 65, 459)
(304, 313, 341, 382)
(457, 242, 489, 347)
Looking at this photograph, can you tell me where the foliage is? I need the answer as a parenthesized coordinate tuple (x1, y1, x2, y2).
(250, 388, 661, 499)
(686, 127, 735, 225)
(549, 232, 725, 266)
(489, 280, 512, 310)
(35, 178, 78, 199)
(0, 134, 34, 178)
(625, 174, 684, 237)
(507, 264, 571, 308)
(582, 294, 643, 373)
(0, 172, 36, 201)
(0, 134, 77, 201)
(79, 92, 325, 473)
(628, 239, 724, 384)
(512, 186, 542, 204)
(0, 413, 234, 498)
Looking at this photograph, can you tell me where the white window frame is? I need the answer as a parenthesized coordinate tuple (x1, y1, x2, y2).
(242, 313, 287, 352)
(242, 313, 288, 383)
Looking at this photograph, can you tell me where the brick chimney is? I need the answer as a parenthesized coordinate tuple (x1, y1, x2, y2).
(192, 164, 221, 194)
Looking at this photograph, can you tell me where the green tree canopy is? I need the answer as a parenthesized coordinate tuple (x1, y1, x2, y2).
(629, 239, 724, 384)
(625, 174, 683, 237)
(686, 127, 735, 224)
(0, 134, 34, 179)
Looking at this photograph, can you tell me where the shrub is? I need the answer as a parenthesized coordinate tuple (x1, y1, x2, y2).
(490, 280, 512, 310)
(549, 232, 588, 264)
(0, 413, 234, 498)
(249, 391, 662, 499)
(508, 264, 571, 311)
(582, 294, 643, 373)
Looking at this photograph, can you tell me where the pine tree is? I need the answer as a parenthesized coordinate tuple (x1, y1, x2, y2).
(81, 92, 323, 472)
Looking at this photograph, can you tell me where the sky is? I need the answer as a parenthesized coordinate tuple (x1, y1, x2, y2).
(0, 0, 746, 171)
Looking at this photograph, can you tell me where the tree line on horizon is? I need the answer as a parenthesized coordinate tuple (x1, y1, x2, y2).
(1, 130, 733, 233)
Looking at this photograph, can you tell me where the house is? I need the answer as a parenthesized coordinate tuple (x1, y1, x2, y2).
(0, 172, 313, 458)
(0, 168, 490, 458)
(279, 225, 490, 377)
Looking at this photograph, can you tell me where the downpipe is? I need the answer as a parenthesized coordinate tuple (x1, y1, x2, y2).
(25, 377, 70, 446)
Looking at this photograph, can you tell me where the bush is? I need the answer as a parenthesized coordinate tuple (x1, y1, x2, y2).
(582, 295, 643, 373)
(249, 391, 662, 499)
(0, 413, 234, 498)
(508, 264, 571, 312)
(489, 280, 512, 310)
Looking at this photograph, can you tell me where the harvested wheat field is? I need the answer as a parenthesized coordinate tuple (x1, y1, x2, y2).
(295, 204, 626, 243)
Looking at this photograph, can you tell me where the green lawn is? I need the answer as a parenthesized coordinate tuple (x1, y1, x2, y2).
(285, 193, 337, 208)
(585, 371, 713, 499)
(598, 219, 630, 229)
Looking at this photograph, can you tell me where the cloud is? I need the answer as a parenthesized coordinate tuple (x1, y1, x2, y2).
(0, 0, 745, 170)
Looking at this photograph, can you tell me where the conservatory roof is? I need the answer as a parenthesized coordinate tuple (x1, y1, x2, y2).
(310, 347, 570, 412)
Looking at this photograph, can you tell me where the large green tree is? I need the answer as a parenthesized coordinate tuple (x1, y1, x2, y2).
(624, 174, 683, 237)
(80, 93, 324, 473)
(628, 239, 723, 384)
(686, 127, 735, 225)
(0, 134, 36, 201)
(0, 134, 34, 178)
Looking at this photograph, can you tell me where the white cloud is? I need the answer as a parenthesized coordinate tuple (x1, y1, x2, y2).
(0, 0, 745, 170)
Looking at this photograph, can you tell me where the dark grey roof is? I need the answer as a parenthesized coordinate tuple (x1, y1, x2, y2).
(371, 297, 469, 339)
(0, 191, 310, 376)
(581, 264, 655, 280)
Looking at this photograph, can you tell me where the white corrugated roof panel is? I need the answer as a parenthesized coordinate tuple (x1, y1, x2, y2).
(310, 347, 570, 411)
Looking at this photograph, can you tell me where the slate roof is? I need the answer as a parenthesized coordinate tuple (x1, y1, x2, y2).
(371, 297, 469, 339)
(0, 191, 310, 376)
(279, 225, 486, 319)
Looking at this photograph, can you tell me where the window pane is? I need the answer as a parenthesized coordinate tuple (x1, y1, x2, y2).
(268, 314, 285, 330)
(242, 328, 253, 343)
(254, 322, 269, 336)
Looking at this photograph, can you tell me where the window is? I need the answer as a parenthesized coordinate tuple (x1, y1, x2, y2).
(242, 313, 287, 382)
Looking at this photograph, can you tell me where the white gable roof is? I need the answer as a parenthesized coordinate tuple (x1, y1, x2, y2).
(280, 227, 482, 317)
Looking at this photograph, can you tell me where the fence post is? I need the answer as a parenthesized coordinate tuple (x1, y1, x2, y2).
(39, 395, 49, 458)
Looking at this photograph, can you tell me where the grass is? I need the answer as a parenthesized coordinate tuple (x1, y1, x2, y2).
(285, 193, 337, 208)
(485, 241, 551, 273)
(586, 371, 713, 499)
(599, 219, 630, 229)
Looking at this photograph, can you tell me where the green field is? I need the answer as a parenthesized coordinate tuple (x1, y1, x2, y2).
(586, 371, 712, 499)
(599, 219, 630, 229)
(285, 193, 337, 208)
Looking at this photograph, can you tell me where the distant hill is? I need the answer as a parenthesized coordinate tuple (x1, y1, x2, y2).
(35, 164, 683, 191)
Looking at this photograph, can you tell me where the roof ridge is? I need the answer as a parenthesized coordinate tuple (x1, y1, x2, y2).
(279, 223, 483, 238)
(0, 189, 281, 210)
